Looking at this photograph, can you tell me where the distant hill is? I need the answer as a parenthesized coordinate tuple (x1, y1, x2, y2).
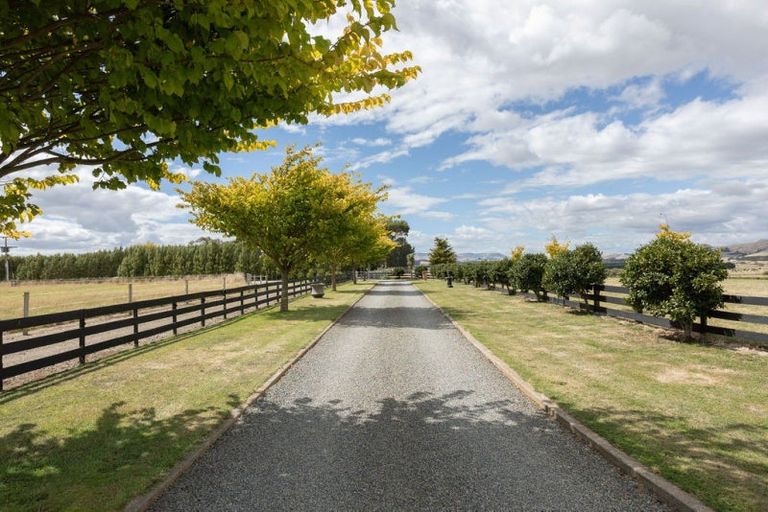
(414, 252, 506, 263)
(413, 240, 768, 265)
(720, 239, 768, 260)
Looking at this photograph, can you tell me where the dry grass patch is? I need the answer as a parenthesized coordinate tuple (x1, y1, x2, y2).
(0, 275, 249, 319)
(417, 280, 768, 512)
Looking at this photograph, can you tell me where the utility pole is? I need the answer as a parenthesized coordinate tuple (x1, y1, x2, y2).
(1, 237, 17, 281)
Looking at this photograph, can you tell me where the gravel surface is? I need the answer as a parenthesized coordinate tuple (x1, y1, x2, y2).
(151, 281, 668, 511)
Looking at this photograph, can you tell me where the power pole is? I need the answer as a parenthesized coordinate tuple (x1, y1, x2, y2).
(1, 237, 17, 281)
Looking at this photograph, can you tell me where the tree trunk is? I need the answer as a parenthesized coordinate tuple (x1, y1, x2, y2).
(280, 267, 290, 312)
(353, 268, 357, 284)
(682, 321, 692, 340)
(331, 264, 337, 291)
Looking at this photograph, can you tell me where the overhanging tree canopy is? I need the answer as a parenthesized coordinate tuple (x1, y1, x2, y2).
(0, 0, 419, 237)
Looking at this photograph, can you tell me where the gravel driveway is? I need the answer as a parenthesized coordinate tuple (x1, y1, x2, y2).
(151, 281, 668, 511)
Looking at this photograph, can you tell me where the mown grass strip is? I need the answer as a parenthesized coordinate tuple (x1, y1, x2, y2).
(0, 283, 372, 512)
(415, 280, 768, 512)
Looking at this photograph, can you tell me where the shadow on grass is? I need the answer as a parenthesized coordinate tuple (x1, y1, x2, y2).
(0, 394, 242, 511)
(558, 404, 768, 511)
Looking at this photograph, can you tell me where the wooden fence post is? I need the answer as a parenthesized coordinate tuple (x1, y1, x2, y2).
(240, 290, 245, 315)
(132, 307, 139, 347)
(222, 289, 228, 319)
(128, 283, 133, 303)
(185, 279, 189, 295)
(200, 296, 206, 327)
(0, 330, 4, 392)
(22, 291, 29, 335)
(700, 315, 708, 340)
(79, 311, 86, 364)
(172, 302, 178, 335)
(593, 284, 600, 312)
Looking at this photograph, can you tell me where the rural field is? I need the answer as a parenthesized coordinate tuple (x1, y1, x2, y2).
(416, 279, 768, 512)
(0, 282, 372, 512)
(0, 274, 251, 320)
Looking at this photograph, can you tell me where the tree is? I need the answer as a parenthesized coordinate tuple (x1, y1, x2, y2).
(182, 145, 385, 311)
(385, 217, 414, 267)
(315, 184, 394, 291)
(542, 243, 606, 305)
(428, 237, 456, 265)
(621, 226, 728, 339)
(511, 253, 548, 300)
(0, 0, 419, 237)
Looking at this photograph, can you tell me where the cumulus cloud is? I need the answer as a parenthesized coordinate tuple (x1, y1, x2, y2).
(315, 2, 768, 184)
(479, 178, 768, 251)
(444, 90, 768, 189)
(14, 166, 208, 254)
(384, 186, 451, 221)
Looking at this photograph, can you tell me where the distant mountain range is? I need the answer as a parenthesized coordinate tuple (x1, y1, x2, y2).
(414, 240, 768, 264)
(719, 239, 768, 261)
(414, 252, 506, 263)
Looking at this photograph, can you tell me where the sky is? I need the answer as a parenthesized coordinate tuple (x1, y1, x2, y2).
(15, 0, 768, 256)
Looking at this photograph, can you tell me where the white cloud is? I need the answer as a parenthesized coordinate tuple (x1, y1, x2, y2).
(351, 147, 409, 169)
(612, 78, 665, 109)
(314, 1, 768, 183)
(384, 186, 449, 220)
(14, 166, 208, 254)
(478, 178, 768, 252)
(350, 137, 392, 147)
(446, 89, 768, 190)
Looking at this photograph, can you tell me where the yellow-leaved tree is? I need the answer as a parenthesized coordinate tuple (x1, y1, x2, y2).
(656, 223, 692, 242)
(544, 236, 569, 258)
(181, 145, 392, 311)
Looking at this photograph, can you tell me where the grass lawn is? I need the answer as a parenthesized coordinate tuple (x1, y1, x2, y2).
(0, 274, 250, 319)
(416, 280, 768, 512)
(0, 282, 371, 512)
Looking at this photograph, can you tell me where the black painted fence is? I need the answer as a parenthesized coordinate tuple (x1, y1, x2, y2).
(516, 284, 768, 346)
(0, 279, 318, 390)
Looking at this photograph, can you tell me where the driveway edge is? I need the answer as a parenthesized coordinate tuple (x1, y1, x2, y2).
(418, 286, 714, 512)
(124, 284, 374, 512)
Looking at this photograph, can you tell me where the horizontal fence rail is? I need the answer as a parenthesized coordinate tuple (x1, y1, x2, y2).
(0, 279, 325, 391)
(512, 284, 768, 347)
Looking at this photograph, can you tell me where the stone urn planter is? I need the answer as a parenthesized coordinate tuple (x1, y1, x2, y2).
(311, 283, 325, 298)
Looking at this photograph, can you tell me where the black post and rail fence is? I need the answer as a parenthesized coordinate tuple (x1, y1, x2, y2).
(0, 278, 331, 391)
(516, 284, 768, 347)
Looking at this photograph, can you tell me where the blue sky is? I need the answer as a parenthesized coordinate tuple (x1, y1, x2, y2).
(18, 1, 768, 256)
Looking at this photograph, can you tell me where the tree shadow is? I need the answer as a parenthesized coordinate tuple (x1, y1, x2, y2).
(0, 394, 242, 511)
(366, 288, 425, 297)
(557, 404, 768, 511)
(150, 391, 668, 512)
(336, 306, 455, 330)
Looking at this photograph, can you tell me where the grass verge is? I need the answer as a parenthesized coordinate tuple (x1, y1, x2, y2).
(415, 280, 768, 512)
(0, 282, 371, 512)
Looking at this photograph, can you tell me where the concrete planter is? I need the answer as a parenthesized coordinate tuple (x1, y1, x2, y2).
(311, 283, 325, 298)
